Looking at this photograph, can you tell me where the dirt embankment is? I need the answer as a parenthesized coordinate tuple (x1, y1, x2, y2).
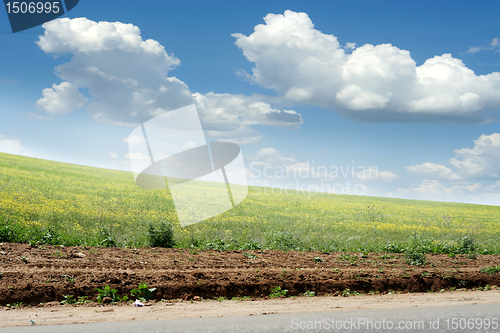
(1, 243, 500, 306)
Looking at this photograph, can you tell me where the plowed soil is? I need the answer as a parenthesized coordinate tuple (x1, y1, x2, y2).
(1, 243, 500, 307)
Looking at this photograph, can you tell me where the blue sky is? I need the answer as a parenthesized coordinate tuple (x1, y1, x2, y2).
(1, 0, 499, 206)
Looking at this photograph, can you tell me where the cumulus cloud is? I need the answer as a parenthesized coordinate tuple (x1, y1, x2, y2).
(406, 133, 500, 180)
(406, 162, 462, 181)
(36, 17, 302, 144)
(0, 135, 30, 156)
(399, 133, 500, 205)
(36, 81, 88, 114)
(233, 11, 500, 123)
(449, 133, 500, 178)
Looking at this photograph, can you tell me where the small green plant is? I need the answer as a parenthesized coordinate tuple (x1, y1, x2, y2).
(52, 250, 67, 258)
(243, 252, 258, 259)
(280, 268, 287, 279)
(270, 286, 288, 298)
(147, 221, 175, 248)
(303, 290, 315, 297)
(20, 256, 28, 263)
(62, 274, 75, 283)
(341, 289, 360, 297)
(467, 252, 477, 260)
(405, 252, 426, 266)
(480, 265, 500, 274)
(130, 282, 156, 301)
(477, 285, 491, 291)
(215, 296, 227, 302)
(98, 227, 117, 247)
(313, 256, 324, 263)
(76, 296, 91, 304)
(231, 296, 251, 302)
(379, 254, 395, 259)
(96, 285, 127, 303)
(339, 253, 358, 265)
(60, 295, 76, 305)
(5, 302, 23, 308)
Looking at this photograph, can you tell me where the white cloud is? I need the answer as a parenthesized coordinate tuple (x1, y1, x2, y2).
(109, 152, 119, 159)
(233, 11, 500, 123)
(357, 167, 399, 182)
(467, 37, 500, 54)
(36, 81, 88, 114)
(405, 133, 500, 180)
(406, 162, 462, 180)
(399, 133, 500, 205)
(398, 179, 498, 206)
(449, 133, 500, 178)
(194, 92, 302, 144)
(36, 17, 302, 144)
(0, 135, 30, 156)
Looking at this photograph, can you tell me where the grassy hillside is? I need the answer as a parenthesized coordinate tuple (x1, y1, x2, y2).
(1, 152, 499, 254)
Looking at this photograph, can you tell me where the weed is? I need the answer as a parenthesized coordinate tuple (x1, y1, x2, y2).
(20, 256, 27, 263)
(270, 286, 288, 298)
(243, 252, 258, 259)
(76, 296, 91, 304)
(130, 282, 156, 302)
(341, 289, 360, 297)
(98, 227, 116, 248)
(303, 290, 315, 297)
(231, 296, 251, 302)
(52, 250, 67, 258)
(313, 256, 324, 263)
(62, 274, 75, 283)
(96, 285, 127, 303)
(60, 295, 76, 305)
(477, 285, 491, 291)
(215, 296, 227, 302)
(480, 265, 500, 274)
(147, 221, 175, 248)
(405, 252, 426, 266)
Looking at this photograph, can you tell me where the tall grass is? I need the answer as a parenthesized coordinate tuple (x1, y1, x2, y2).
(1, 152, 499, 254)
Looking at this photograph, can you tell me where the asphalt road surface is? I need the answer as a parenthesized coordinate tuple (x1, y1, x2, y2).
(3, 303, 500, 333)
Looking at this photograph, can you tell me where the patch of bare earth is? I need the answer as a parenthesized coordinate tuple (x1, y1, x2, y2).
(1, 243, 499, 327)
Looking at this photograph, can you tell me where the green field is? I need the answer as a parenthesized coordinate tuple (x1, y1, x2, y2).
(1, 152, 499, 254)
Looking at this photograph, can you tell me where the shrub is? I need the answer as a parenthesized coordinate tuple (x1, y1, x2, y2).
(147, 221, 175, 248)
(459, 236, 476, 254)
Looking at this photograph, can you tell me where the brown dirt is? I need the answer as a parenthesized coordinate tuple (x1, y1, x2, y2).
(1, 243, 500, 327)
(1, 242, 499, 307)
